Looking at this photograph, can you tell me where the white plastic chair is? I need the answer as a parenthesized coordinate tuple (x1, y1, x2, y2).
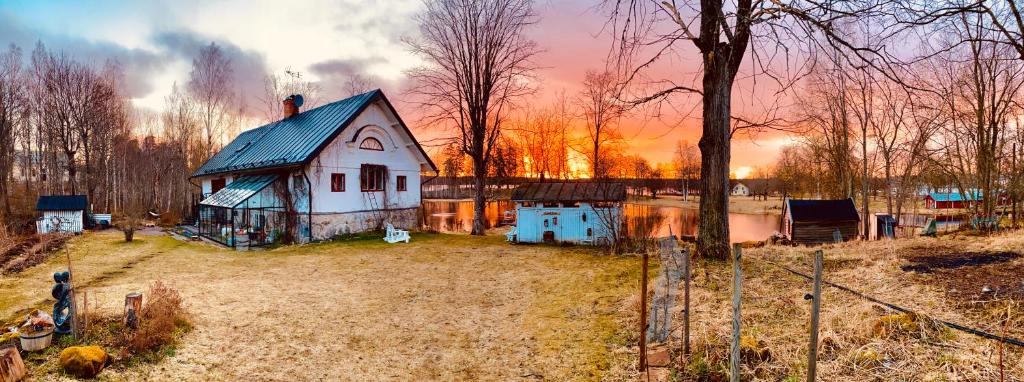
(506, 226, 518, 242)
(384, 223, 410, 244)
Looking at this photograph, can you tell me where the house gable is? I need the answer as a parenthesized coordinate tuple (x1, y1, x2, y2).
(304, 100, 426, 214)
(191, 89, 437, 179)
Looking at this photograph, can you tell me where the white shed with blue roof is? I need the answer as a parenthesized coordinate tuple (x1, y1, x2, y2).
(509, 182, 625, 245)
(191, 90, 438, 248)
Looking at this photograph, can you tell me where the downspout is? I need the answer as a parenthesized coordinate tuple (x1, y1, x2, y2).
(302, 169, 313, 243)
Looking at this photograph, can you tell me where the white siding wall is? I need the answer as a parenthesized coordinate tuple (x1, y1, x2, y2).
(199, 175, 234, 195)
(37, 210, 84, 234)
(304, 102, 423, 214)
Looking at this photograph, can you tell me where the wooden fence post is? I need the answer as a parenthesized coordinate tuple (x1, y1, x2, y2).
(683, 248, 691, 358)
(731, 244, 742, 382)
(807, 250, 824, 382)
(639, 250, 649, 372)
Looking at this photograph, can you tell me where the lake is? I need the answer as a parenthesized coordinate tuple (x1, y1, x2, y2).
(422, 200, 781, 243)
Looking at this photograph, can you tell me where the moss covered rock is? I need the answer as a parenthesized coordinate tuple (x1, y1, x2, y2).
(739, 335, 772, 364)
(59, 345, 107, 379)
(872, 313, 919, 338)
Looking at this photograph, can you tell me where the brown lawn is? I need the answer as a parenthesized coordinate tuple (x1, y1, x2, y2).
(2, 230, 644, 381)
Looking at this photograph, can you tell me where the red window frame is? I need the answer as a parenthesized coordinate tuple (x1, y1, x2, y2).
(396, 175, 407, 191)
(331, 173, 345, 192)
(360, 164, 386, 191)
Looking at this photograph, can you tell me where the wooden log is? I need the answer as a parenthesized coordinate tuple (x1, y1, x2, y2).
(807, 250, 823, 382)
(123, 293, 143, 329)
(730, 244, 742, 382)
(639, 251, 649, 371)
(0, 345, 26, 382)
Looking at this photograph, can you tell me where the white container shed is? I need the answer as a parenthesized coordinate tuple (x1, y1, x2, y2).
(510, 182, 625, 245)
(36, 195, 87, 234)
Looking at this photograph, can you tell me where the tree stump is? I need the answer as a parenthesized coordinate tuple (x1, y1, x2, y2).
(0, 345, 26, 382)
(123, 293, 142, 329)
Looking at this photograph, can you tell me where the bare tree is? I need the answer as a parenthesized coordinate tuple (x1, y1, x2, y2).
(673, 139, 699, 201)
(0, 44, 23, 221)
(406, 0, 539, 235)
(578, 70, 625, 178)
(188, 42, 234, 162)
(604, 0, 904, 258)
(260, 69, 321, 122)
(928, 12, 1024, 225)
(343, 73, 375, 98)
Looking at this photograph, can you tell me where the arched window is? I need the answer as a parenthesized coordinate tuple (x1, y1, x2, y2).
(359, 137, 384, 151)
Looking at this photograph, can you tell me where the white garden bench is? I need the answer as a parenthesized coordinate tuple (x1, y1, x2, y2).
(384, 224, 410, 244)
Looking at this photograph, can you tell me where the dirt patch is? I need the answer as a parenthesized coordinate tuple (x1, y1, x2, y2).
(901, 251, 1020, 273)
(901, 249, 1024, 302)
(0, 234, 70, 274)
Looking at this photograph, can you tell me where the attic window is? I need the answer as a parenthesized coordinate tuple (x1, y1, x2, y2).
(359, 137, 384, 151)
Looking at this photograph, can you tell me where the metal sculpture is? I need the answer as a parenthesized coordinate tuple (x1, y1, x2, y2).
(51, 271, 73, 335)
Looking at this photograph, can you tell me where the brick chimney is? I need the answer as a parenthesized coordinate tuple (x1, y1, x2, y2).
(282, 95, 299, 119)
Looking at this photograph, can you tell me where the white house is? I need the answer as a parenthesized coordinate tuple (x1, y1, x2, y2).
(730, 181, 750, 196)
(191, 90, 437, 248)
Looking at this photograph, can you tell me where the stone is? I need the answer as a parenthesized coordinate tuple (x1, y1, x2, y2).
(59, 346, 107, 379)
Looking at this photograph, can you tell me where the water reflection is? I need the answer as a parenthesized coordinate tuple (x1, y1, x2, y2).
(422, 200, 781, 243)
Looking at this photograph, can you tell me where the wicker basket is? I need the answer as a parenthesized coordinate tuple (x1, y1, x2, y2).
(18, 327, 53, 352)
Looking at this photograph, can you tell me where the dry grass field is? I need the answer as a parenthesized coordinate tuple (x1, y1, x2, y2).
(669, 232, 1024, 381)
(1, 230, 646, 381)
(5, 228, 1024, 381)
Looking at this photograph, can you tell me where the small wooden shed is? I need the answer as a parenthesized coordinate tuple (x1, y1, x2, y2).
(510, 182, 625, 245)
(781, 198, 860, 245)
(36, 195, 88, 234)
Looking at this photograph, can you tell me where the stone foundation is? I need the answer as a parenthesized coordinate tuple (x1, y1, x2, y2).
(309, 207, 420, 240)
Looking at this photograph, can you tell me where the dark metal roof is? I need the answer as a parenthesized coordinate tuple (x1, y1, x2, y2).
(191, 89, 437, 178)
(786, 198, 860, 222)
(36, 195, 87, 211)
(200, 174, 278, 208)
(511, 182, 626, 202)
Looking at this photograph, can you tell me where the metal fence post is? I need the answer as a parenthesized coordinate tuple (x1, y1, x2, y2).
(731, 244, 742, 382)
(807, 250, 824, 381)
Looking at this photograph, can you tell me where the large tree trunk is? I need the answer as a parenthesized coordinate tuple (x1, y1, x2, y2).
(696, 63, 732, 260)
(471, 155, 487, 236)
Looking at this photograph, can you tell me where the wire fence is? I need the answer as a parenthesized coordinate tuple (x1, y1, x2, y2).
(640, 237, 1022, 381)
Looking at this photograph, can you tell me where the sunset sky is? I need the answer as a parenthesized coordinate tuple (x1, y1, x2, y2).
(0, 0, 795, 174)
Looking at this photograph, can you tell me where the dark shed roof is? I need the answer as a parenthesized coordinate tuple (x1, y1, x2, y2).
(36, 195, 88, 211)
(511, 182, 626, 202)
(191, 89, 437, 178)
(786, 198, 860, 222)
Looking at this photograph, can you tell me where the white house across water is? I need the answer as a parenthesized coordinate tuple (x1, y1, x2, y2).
(510, 182, 625, 245)
(191, 90, 437, 248)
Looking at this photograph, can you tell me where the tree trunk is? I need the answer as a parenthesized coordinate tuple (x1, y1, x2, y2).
(471, 155, 487, 236)
(862, 128, 869, 239)
(696, 63, 731, 260)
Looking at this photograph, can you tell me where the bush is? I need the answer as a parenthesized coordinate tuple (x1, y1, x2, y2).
(124, 281, 190, 355)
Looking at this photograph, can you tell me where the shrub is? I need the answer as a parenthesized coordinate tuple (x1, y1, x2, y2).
(124, 281, 190, 355)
